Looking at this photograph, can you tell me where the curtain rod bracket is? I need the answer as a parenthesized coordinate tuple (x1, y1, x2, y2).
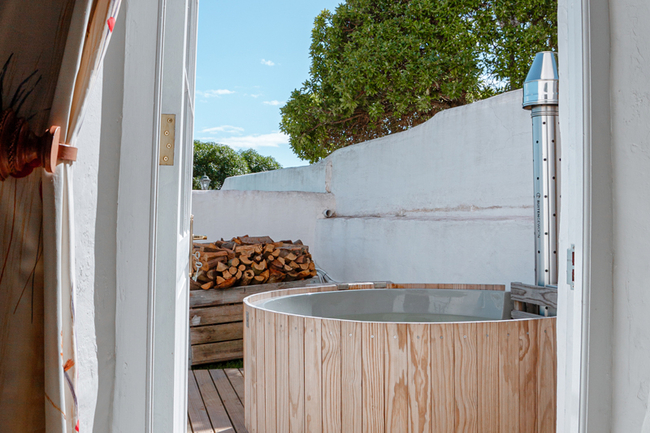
(0, 110, 77, 181)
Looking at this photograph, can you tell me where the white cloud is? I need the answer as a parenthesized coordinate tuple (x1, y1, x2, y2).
(196, 89, 235, 98)
(263, 100, 284, 106)
(219, 132, 289, 149)
(261, 59, 275, 66)
(250, 93, 262, 98)
(201, 125, 244, 134)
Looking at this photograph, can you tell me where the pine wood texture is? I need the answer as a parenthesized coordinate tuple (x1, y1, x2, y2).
(408, 324, 430, 433)
(276, 314, 290, 433)
(264, 311, 277, 433)
(341, 321, 362, 433)
(243, 286, 557, 432)
(431, 323, 456, 433)
(187, 371, 216, 432)
(385, 323, 409, 432)
(321, 320, 342, 433)
(362, 322, 385, 433)
(288, 315, 305, 432)
(188, 369, 248, 433)
(304, 317, 322, 432)
(194, 370, 234, 433)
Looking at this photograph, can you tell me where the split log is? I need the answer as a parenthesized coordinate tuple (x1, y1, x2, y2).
(241, 270, 254, 286)
(215, 277, 237, 289)
(191, 236, 319, 290)
(201, 257, 227, 272)
(190, 279, 202, 290)
(238, 235, 274, 245)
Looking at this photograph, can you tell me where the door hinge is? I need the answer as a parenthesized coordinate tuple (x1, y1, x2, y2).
(159, 114, 175, 165)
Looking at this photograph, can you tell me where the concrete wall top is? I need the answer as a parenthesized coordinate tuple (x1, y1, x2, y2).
(221, 90, 531, 218)
(222, 159, 329, 193)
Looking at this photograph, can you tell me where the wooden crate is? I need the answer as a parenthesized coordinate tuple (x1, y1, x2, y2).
(189, 277, 320, 365)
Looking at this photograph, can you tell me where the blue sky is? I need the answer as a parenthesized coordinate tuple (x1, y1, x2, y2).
(194, 0, 343, 168)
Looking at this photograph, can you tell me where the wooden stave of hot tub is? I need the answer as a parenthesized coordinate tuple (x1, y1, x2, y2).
(243, 283, 556, 433)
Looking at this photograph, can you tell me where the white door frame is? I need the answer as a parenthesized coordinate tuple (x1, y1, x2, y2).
(151, 0, 198, 430)
(105, 0, 197, 431)
(557, 0, 613, 431)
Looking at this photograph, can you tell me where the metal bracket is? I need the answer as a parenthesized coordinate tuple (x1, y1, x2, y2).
(159, 114, 175, 165)
(567, 244, 575, 289)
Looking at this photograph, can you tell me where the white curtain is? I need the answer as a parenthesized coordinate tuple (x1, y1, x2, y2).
(0, 1, 121, 431)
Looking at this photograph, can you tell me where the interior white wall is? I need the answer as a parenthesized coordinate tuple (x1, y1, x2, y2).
(558, 0, 650, 431)
(207, 90, 535, 286)
(609, 1, 650, 430)
(70, 1, 166, 431)
(72, 67, 104, 433)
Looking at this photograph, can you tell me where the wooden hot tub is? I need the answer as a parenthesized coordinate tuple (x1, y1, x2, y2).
(243, 283, 556, 432)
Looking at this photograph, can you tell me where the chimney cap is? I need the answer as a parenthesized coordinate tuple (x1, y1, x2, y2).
(523, 51, 559, 109)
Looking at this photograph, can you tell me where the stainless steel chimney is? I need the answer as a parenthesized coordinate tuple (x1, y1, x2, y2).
(523, 52, 560, 287)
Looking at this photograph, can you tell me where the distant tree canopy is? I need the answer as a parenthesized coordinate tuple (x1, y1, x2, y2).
(280, 0, 557, 163)
(193, 141, 282, 190)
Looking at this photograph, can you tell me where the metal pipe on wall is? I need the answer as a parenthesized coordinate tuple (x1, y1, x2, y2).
(523, 52, 560, 288)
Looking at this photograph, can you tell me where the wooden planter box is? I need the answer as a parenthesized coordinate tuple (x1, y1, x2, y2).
(189, 277, 320, 365)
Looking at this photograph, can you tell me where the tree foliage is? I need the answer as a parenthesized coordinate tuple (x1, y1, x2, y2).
(280, 0, 557, 163)
(239, 148, 282, 173)
(192, 141, 282, 190)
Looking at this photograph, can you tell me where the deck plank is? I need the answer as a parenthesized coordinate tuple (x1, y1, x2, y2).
(224, 368, 245, 404)
(195, 370, 234, 433)
(188, 371, 215, 433)
(210, 369, 248, 433)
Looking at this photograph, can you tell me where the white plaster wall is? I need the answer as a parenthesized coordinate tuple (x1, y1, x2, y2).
(205, 90, 535, 287)
(610, 1, 650, 430)
(223, 161, 328, 193)
(327, 90, 531, 216)
(313, 216, 532, 284)
(72, 68, 103, 433)
(192, 190, 335, 250)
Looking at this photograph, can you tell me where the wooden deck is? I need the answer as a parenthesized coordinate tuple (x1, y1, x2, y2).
(187, 368, 248, 433)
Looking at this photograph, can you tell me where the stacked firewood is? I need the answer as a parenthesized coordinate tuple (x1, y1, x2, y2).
(191, 235, 318, 290)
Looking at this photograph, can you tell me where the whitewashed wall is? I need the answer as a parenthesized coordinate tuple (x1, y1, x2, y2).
(192, 190, 335, 249)
(201, 90, 535, 286)
(609, 1, 650, 430)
